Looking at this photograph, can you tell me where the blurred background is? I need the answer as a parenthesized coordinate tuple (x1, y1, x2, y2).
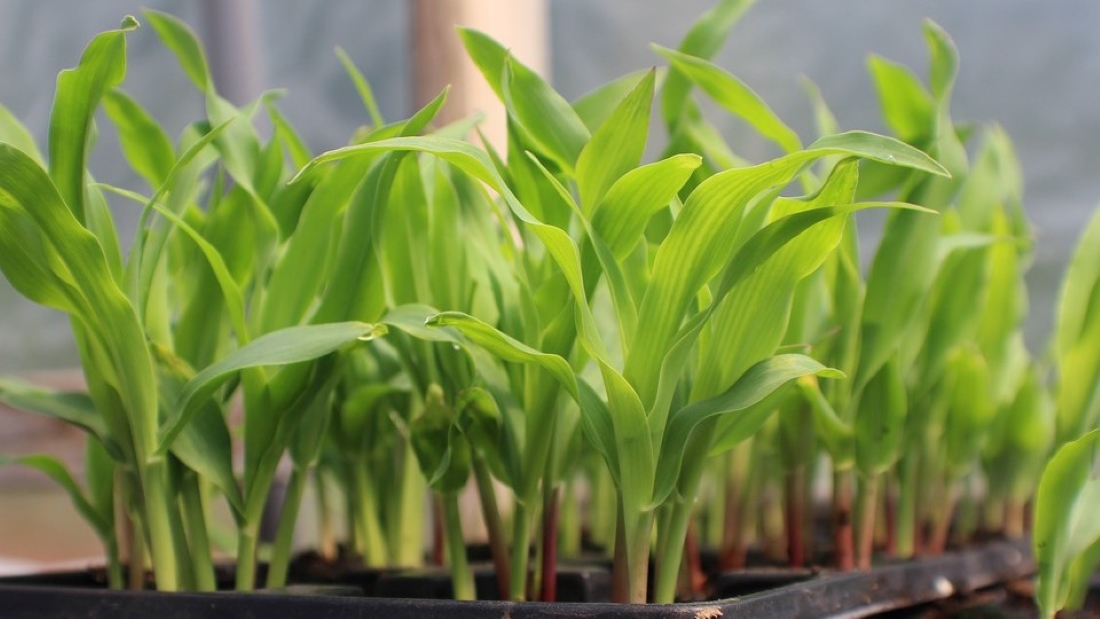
(0, 0, 1096, 569)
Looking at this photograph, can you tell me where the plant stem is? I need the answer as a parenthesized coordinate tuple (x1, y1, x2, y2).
(926, 477, 958, 555)
(442, 492, 475, 601)
(590, 463, 616, 551)
(683, 518, 706, 599)
(432, 494, 445, 566)
(720, 446, 747, 570)
(706, 455, 727, 548)
(351, 463, 387, 566)
(740, 455, 763, 561)
(894, 450, 918, 558)
(854, 472, 879, 570)
(654, 499, 692, 603)
(391, 443, 426, 567)
(761, 478, 786, 563)
(611, 510, 628, 603)
(952, 475, 978, 546)
(1004, 497, 1025, 539)
(982, 495, 1005, 536)
(106, 537, 124, 590)
(266, 465, 309, 588)
(833, 468, 854, 571)
(625, 511, 654, 604)
(142, 462, 180, 591)
(785, 465, 806, 568)
(127, 511, 146, 591)
(180, 474, 216, 591)
(473, 456, 510, 598)
(235, 524, 259, 590)
(653, 425, 714, 603)
(342, 464, 360, 557)
(559, 478, 581, 558)
(884, 476, 897, 557)
(508, 501, 531, 600)
(539, 486, 561, 601)
(314, 469, 337, 562)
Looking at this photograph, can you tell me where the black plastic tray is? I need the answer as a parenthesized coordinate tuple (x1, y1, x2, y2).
(0, 540, 1032, 618)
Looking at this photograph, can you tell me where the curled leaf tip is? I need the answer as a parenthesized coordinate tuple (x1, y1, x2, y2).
(120, 15, 140, 31)
(424, 314, 447, 327)
(819, 368, 847, 380)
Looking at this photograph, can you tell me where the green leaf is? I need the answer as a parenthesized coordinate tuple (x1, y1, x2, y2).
(335, 47, 385, 128)
(102, 89, 176, 189)
(427, 312, 576, 395)
(501, 57, 591, 175)
(573, 68, 663, 132)
(150, 345, 245, 515)
(660, 0, 757, 127)
(868, 54, 934, 144)
(591, 154, 702, 260)
(655, 46, 801, 153)
(943, 347, 995, 475)
(691, 160, 858, 404)
(853, 357, 907, 476)
(576, 70, 655, 212)
(156, 322, 385, 456)
(924, 20, 959, 101)
(0, 378, 114, 455)
(1033, 428, 1100, 618)
(310, 90, 449, 326)
(0, 102, 44, 165)
(457, 27, 509, 101)
(411, 385, 472, 492)
(100, 183, 250, 346)
(425, 311, 619, 479)
(626, 132, 945, 408)
(143, 9, 211, 92)
(797, 375, 854, 465)
(0, 143, 159, 459)
(49, 17, 135, 223)
(1054, 207, 1100, 441)
(652, 354, 841, 505)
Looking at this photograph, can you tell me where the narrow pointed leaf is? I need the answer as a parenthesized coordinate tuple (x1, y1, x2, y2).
(656, 46, 801, 153)
(576, 70, 655, 212)
(156, 322, 384, 455)
(652, 354, 841, 504)
(1034, 429, 1100, 618)
(49, 17, 135, 223)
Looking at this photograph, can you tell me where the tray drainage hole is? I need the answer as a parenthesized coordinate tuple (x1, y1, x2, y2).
(933, 576, 954, 597)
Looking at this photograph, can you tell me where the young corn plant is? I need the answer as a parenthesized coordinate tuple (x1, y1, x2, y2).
(1032, 206, 1100, 618)
(294, 25, 950, 603)
(379, 150, 518, 599)
(0, 16, 385, 591)
(791, 21, 1036, 568)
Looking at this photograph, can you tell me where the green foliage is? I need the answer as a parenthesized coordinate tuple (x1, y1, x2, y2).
(0, 3, 1080, 608)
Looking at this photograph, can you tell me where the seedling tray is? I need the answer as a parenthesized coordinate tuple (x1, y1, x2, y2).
(0, 540, 1031, 618)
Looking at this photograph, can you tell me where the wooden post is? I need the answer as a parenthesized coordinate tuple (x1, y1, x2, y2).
(411, 0, 548, 147)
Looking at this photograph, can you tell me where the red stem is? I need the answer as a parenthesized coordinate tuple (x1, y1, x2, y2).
(785, 469, 805, 568)
(611, 510, 628, 603)
(885, 486, 897, 557)
(539, 487, 560, 602)
(684, 518, 706, 598)
(431, 494, 445, 566)
(833, 470, 854, 571)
